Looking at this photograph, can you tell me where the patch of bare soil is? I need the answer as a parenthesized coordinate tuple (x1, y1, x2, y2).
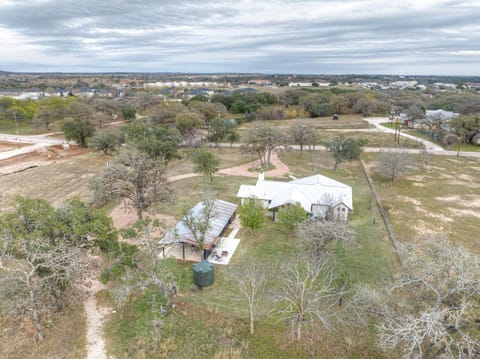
(84, 279, 111, 359)
(109, 201, 178, 230)
(0, 141, 29, 152)
(0, 145, 89, 175)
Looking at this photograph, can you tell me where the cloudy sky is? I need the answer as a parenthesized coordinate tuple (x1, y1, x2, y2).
(0, 0, 479, 75)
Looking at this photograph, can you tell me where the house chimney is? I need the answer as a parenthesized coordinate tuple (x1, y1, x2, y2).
(258, 171, 265, 181)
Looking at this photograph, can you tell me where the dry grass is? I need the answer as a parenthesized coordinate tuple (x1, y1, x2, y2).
(0, 152, 107, 210)
(364, 154, 480, 253)
(165, 148, 254, 177)
(0, 306, 87, 359)
(238, 115, 371, 131)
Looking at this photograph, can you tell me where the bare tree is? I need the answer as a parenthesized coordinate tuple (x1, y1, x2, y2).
(229, 261, 268, 334)
(297, 219, 355, 262)
(378, 149, 411, 181)
(274, 258, 347, 341)
(377, 237, 480, 358)
(92, 147, 171, 219)
(181, 190, 217, 260)
(0, 240, 89, 341)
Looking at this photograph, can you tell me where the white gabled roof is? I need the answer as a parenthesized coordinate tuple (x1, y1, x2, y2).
(236, 174, 353, 212)
(290, 174, 350, 188)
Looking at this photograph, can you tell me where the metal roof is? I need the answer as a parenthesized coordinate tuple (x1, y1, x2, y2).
(237, 174, 353, 212)
(159, 199, 237, 250)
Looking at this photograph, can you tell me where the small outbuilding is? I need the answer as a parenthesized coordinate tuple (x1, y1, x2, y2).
(159, 200, 238, 261)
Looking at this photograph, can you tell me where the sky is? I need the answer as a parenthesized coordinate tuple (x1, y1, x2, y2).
(0, 0, 479, 75)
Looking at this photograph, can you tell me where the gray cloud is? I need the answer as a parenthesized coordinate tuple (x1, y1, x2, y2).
(0, 0, 479, 74)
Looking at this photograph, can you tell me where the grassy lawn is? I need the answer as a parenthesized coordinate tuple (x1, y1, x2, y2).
(0, 119, 60, 135)
(318, 130, 422, 149)
(104, 149, 399, 358)
(239, 115, 371, 131)
(363, 153, 480, 253)
(165, 148, 254, 178)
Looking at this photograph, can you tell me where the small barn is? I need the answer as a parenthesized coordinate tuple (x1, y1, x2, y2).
(159, 200, 238, 261)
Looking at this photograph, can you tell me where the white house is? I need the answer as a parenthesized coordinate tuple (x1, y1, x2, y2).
(288, 82, 313, 87)
(237, 173, 353, 221)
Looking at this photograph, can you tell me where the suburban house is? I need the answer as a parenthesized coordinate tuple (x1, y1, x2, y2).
(159, 200, 238, 261)
(236, 173, 353, 221)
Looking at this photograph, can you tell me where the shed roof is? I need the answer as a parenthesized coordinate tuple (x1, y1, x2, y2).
(159, 199, 237, 250)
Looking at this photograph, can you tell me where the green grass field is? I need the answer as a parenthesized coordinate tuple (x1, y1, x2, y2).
(0, 119, 59, 135)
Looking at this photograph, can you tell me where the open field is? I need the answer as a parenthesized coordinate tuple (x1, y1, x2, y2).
(0, 119, 60, 135)
(239, 115, 372, 130)
(105, 151, 399, 358)
(317, 130, 422, 149)
(0, 150, 107, 210)
(3, 143, 477, 358)
(363, 153, 480, 253)
(237, 117, 421, 148)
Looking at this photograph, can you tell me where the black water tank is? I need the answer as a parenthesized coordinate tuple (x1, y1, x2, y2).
(193, 260, 215, 287)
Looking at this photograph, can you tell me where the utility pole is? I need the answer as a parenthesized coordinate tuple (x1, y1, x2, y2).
(396, 117, 401, 145)
(390, 108, 396, 144)
(457, 124, 465, 157)
(13, 110, 19, 134)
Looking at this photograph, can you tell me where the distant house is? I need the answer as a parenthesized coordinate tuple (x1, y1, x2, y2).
(248, 79, 272, 86)
(237, 173, 353, 221)
(187, 88, 215, 99)
(425, 109, 459, 121)
(288, 82, 313, 87)
(159, 200, 238, 261)
(389, 81, 418, 89)
(12, 88, 44, 100)
(432, 82, 457, 90)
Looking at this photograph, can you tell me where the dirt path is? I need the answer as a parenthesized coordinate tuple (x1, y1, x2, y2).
(85, 279, 110, 359)
(218, 151, 290, 177)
